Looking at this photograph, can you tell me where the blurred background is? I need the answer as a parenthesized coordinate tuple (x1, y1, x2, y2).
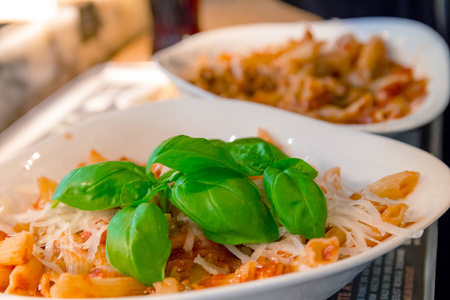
(0, 0, 448, 298)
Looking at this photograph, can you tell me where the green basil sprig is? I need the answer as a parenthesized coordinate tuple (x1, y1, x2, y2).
(263, 158, 327, 239)
(223, 138, 289, 176)
(50, 134, 328, 287)
(146, 135, 240, 174)
(106, 203, 171, 286)
(167, 167, 279, 244)
(52, 161, 163, 211)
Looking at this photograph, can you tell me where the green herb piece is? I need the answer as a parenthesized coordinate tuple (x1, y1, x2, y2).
(208, 139, 227, 148)
(224, 138, 289, 176)
(146, 135, 240, 174)
(158, 170, 182, 183)
(167, 167, 279, 245)
(270, 158, 318, 179)
(106, 203, 171, 286)
(52, 161, 159, 210)
(263, 159, 326, 239)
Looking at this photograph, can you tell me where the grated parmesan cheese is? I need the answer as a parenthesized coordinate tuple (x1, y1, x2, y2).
(223, 245, 251, 263)
(2, 202, 117, 264)
(244, 232, 306, 266)
(193, 255, 228, 275)
(316, 172, 424, 255)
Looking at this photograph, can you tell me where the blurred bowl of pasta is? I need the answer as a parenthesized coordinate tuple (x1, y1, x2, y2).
(0, 98, 449, 299)
(153, 17, 450, 134)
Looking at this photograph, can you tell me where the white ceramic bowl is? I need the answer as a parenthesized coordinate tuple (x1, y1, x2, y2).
(1, 98, 449, 300)
(153, 17, 450, 134)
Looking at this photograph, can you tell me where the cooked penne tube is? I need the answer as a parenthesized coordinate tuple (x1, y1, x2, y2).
(366, 171, 420, 199)
(33, 177, 58, 210)
(91, 245, 122, 278)
(0, 232, 34, 265)
(50, 274, 147, 298)
(355, 36, 386, 84)
(0, 266, 14, 292)
(58, 236, 93, 275)
(39, 269, 60, 298)
(254, 260, 284, 279)
(5, 256, 44, 296)
(381, 204, 409, 226)
(293, 237, 340, 269)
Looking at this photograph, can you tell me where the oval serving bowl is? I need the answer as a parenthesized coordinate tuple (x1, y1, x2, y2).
(153, 17, 450, 134)
(0, 98, 449, 300)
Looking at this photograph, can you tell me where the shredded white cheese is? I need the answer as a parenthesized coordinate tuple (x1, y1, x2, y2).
(317, 173, 424, 255)
(3, 202, 117, 264)
(193, 255, 228, 275)
(223, 245, 251, 263)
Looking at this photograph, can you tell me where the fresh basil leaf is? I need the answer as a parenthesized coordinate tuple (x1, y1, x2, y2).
(263, 163, 326, 239)
(224, 138, 289, 176)
(272, 158, 318, 179)
(167, 167, 279, 244)
(146, 135, 240, 174)
(52, 161, 158, 210)
(106, 203, 171, 286)
(208, 139, 227, 148)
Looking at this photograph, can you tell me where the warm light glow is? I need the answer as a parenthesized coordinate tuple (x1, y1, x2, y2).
(0, 0, 58, 23)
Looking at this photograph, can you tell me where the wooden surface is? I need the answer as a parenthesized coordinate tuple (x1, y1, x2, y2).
(110, 0, 321, 62)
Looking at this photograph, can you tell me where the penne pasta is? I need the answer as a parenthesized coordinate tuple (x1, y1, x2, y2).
(366, 171, 420, 199)
(58, 236, 93, 275)
(39, 269, 60, 298)
(91, 245, 122, 278)
(50, 274, 147, 298)
(33, 177, 58, 210)
(5, 256, 44, 296)
(381, 204, 409, 226)
(191, 31, 426, 124)
(293, 237, 340, 269)
(0, 232, 34, 266)
(0, 266, 13, 292)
